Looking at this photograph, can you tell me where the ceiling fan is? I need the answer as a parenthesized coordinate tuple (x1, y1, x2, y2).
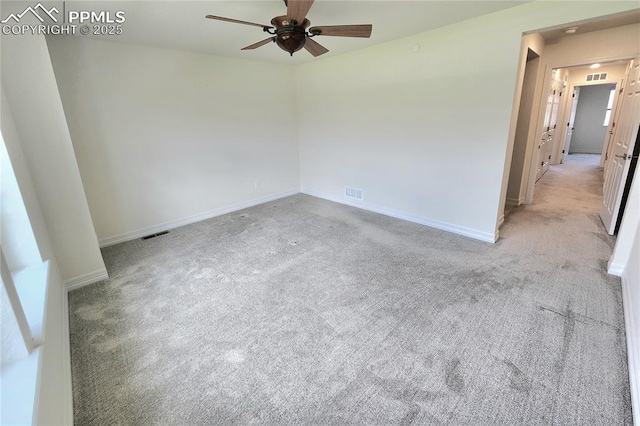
(205, 0, 372, 57)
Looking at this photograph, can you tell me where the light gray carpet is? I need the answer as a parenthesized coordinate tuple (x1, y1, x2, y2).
(69, 154, 631, 425)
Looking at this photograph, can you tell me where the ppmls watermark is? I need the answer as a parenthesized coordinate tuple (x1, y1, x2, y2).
(1, 2, 125, 36)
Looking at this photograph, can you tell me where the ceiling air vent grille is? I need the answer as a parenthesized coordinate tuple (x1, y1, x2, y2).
(586, 73, 607, 82)
(345, 187, 363, 201)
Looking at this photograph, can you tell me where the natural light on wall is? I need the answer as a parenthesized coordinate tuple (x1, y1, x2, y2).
(1, 132, 49, 424)
(604, 89, 615, 126)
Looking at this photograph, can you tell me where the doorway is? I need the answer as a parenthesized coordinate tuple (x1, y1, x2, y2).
(505, 48, 540, 212)
(567, 83, 616, 158)
(499, 13, 640, 247)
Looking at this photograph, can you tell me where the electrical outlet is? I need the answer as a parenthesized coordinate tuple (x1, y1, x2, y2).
(254, 181, 261, 190)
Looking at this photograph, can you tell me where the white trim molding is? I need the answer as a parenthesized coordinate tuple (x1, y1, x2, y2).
(621, 275, 640, 426)
(98, 189, 300, 248)
(506, 197, 521, 207)
(608, 261, 625, 277)
(301, 188, 497, 243)
(64, 269, 109, 292)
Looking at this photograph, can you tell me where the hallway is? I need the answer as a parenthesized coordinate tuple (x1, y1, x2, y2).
(499, 154, 616, 270)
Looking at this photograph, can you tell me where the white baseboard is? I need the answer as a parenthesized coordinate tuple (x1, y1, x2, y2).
(64, 269, 109, 292)
(497, 214, 505, 229)
(301, 188, 497, 243)
(608, 261, 625, 277)
(98, 189, 299, 248)
(621, 275, 640, 426)
(506, 197, 521, 207)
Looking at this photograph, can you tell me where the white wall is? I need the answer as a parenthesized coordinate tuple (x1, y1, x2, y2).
(294, 1, 638, 242)
(567, 63, 628, 86)
(570, 83, 615, 154)
(543, 23, 640, 69)
(0, 89, 53, 267)
(623, 222, 640, 426)
(0, 41, 74, 422)
(1, 34, 106, 284)
(0, 134, 41, 271)
(46, 37, 300, 246)
(610, 160, 640, 424)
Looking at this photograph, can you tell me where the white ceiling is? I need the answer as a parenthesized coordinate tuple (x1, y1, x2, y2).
(66, 0, 529, 64)
(536, 9, 640, 41)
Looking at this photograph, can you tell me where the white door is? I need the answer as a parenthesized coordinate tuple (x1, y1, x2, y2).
(562, 87, 580, 163)
(536, 75, 561, 180)
(600, 59, 640, 234)
(543, 82, 561, 174)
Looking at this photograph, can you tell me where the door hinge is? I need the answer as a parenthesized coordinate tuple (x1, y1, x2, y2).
(553, 89, 556, 95)
(549, 155, 552, 159)
(572, 93, 575, 98)
(562, 149, 565, 154)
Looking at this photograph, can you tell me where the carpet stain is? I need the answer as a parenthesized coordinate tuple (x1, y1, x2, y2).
(593, 232, 615, 249)
(503, 359, 532, 394)
(445, 359, 464, 393)
(556, 302, 576, 376)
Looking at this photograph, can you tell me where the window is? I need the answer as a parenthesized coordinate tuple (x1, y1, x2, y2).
(603, 89, 615, 126)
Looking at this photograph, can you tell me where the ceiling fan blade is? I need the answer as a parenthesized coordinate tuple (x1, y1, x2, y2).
(287, 0, 314, 24)
(304, 37, 329, 57)
(205, 15, 272, 29)
(309, 24, 372, 38)
(241, 37, 275, 50)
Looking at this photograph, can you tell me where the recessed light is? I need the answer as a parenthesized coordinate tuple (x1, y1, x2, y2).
(565, 27, 578, 34)
(412, 44, 420, 52)
(590, 63, 601, 69)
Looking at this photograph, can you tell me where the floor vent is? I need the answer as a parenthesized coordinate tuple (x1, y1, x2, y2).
(345, 187, 363, 201)
(586, 73, 607, 82)
(141, 231, 169, 240)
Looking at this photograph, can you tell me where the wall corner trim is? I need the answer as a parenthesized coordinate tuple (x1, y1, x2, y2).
(621, 275, 640, 426)
(608, 261, 625, 277)
(301, 188, 497, 243)
(64, 269, 109, 292)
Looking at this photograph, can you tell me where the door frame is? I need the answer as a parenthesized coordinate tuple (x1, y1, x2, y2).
(556, 81, 623, 162)
(522, 55, 634, 205)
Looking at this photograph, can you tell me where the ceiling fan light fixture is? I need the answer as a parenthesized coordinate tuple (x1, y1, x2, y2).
(564, 27, 578, 34)
(271, 15, 309, 56)
(276, 30, 307, 56)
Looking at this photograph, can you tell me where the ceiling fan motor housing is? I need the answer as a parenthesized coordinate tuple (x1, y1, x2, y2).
(271, 16, 309, 56)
